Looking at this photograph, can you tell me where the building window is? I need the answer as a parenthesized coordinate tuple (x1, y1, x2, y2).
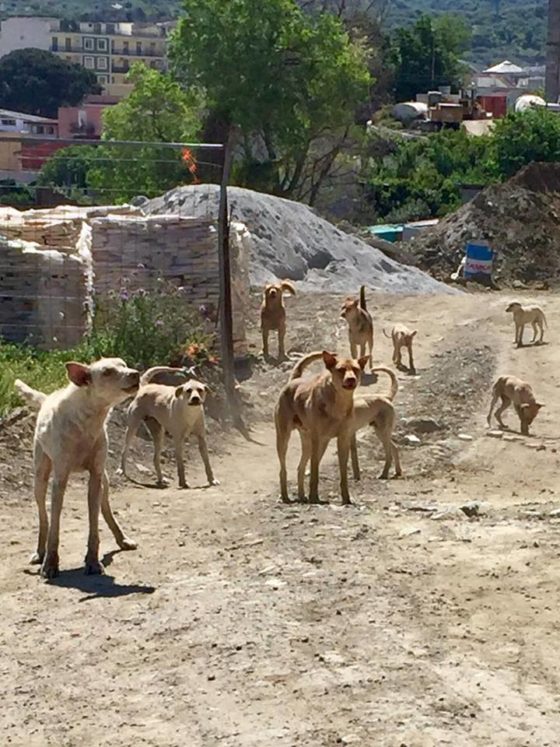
(136, 41, 142, 55)
(97, 57, 108, 70)
(84, 56, 94, 69)
(65, 37, 71, 51)
(52, 36, 58, 51)
(107, 23, 115, 34)
(46, 126, 55, 134)
(97, 75, 108, 84)
(123, 41, 129, 55)
(93, 23, 101, 34)
(1, 118, 16, 126)
(97, 38, 107, 51)
(83, 37, 94, 51)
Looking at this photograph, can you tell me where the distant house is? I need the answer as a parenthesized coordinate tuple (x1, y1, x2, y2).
(0, 109, 58, 137)
(0, 16, 173, 98)
(58, 94, 120, 139)
(0, 109, 60, 183)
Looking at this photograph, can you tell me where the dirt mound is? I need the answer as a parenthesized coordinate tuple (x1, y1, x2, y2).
(144, 185, 453, 295)
(409, 162, 560, 285)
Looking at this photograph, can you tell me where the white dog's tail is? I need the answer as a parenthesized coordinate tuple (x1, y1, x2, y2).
(140, 366, 193, 387)
(14, 379, 47, 409)
(371, 367, 399, 401)
(289, 351, 325, 380)
(382, 328, 392, 339)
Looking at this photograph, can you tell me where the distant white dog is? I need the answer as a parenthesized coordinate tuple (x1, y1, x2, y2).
(15, 358, 140, 579)
(506, 301, 547, 347)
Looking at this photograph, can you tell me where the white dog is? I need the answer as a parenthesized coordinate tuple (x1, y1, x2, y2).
(15, 358, 140, 579)
(119, 366, 218, 488)
(506, 301, 547, 347)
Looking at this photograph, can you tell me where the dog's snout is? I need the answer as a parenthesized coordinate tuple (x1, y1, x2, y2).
(342, 376, 357, 390)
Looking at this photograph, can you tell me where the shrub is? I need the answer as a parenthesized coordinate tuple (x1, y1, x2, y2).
(0, 282, 216, 417)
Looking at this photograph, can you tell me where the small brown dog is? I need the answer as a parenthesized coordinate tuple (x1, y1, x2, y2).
(350, 367, 402, 480)
(260, 280, 296, 360)
(384, 324, 417, 374)
(487, 375, 544, 435)
(119, 366, 217, 489)
(275, 350, 368, 505)
(340, 285, 374, 369)
(506, 301, 547, 347)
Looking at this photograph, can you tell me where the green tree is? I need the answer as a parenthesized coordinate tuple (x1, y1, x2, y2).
(391, 14, 468, 102)
(171, 0, 371, 203)
(37, 145, 98, 200)
(492, 107, 560, 177)
(89, 64, 204, 202)
(0, 48, 100, 118)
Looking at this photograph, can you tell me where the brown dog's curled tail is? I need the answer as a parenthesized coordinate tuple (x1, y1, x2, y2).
(280, 280, 296, 296)
(14, 379, 47, 409)
(382, 328, 392, 339)
(371, 367, 399, 402)
(289, 351, 325, 380)
(140, 366, 192, 387)
(359, 285, 367, 311)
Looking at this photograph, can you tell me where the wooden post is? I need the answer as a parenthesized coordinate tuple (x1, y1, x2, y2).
(217, 129, 236, 409)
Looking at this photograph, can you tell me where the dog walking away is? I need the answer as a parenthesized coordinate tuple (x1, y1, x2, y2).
(15, 358, 140, 579)
(340, 285, 374, 369)
(506, 301, 547, 347)
(275, 350, 368, 505)
(487, 375, 544, 435)
(383, 324, 417, 374)
(119, 366, 218, 489)
(350, 367, 402, 480)
(260, 280, 296, 360)
(293, 354, 401, 481)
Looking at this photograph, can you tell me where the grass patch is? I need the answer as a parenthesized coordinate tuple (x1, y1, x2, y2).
(0, 284, 216, 418)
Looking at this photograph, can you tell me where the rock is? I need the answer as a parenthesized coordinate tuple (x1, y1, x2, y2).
(398, 528, 421, 538)
(404, 434, 421, 446)
(512, 279, 527, 289)
(549, 508, 560, 518)
(402, 417, 443, 434)
(460, 502, 480, 518)
(502, 433, 520, 442)
(486, 430, 504, 439)
(457, 433, 473, 442)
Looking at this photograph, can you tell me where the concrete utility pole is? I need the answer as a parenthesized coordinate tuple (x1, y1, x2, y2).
(546, 0, 560, 102)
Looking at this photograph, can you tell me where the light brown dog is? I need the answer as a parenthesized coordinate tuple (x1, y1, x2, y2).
(384, 324, 417, 374)
(293, 355, 401, 481)
(260, 280, 296, 360)
(506, 301, 547, 347)
(487, 375, 544, 435)
(119, 366, 217, 489)
(15, 358, 140, 579)
(340, 285, 374, 369)
(275, 350, 368, 505)
(350, 367, 402, 480)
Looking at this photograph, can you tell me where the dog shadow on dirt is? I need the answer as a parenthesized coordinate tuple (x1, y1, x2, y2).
(26, 549, 156, 601)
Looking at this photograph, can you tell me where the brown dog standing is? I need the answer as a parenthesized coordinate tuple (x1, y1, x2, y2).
(275, 350, 368, 505)
(260, 280, 296, 360)
(384, 324, 417, 374)
(487, 375, 544, 435)
(340, 285, 374, 369)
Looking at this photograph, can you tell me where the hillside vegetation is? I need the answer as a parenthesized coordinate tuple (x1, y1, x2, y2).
(9, 0, 547, 66)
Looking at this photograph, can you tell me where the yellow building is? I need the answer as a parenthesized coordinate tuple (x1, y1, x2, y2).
(0, 17, 172, 98)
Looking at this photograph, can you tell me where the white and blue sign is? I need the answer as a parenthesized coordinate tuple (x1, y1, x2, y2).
(464, 241, 493, 278)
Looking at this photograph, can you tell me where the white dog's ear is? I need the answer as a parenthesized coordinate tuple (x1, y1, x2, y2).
(410, 330, 418, 338)
(202, 383, 211, 394)
(175, 385, 185, 398)
(536, 402, 544, 409)
(66, 361, 91, 387)
(322, 351, 337, 370)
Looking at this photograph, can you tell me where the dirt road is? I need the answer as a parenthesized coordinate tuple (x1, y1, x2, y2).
(2, 291, 560, 746)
